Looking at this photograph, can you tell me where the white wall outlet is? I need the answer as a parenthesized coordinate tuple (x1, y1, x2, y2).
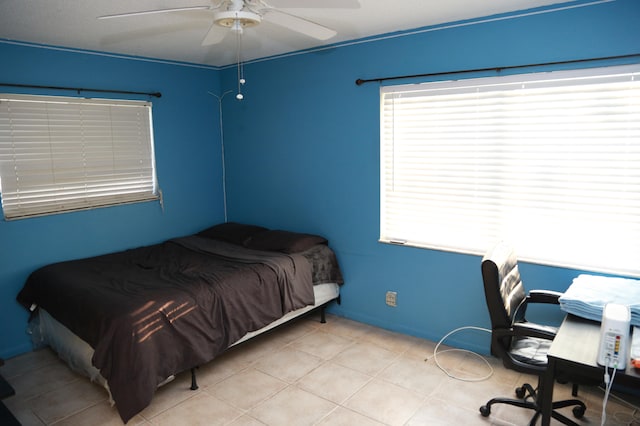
(385, 291, 397, 307)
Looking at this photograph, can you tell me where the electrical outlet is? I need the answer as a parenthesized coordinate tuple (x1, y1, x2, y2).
(385, 291, 397, 307)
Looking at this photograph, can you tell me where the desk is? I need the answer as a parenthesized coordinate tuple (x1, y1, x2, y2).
(542, 315, 640, 426)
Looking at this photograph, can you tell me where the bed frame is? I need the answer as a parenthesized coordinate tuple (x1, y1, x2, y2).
(34, 282, 341, 400)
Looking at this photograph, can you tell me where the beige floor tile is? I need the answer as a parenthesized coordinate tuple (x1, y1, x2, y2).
(250, 385, 337, 426)
(317, 315, 376, 340)
(448, 351, 497, 382)
(6, 359, 85, 401)
(406, 397, 493, 426)
(227, 414, 267, 425)
(148, 392, 244, 426)
(289, 329, 354, 360)
(423, 345, 473, 372)
(196, 340, 286, 390)
(399, 335, 438, 362)
(53, 400, 146, 426)
(265, 316, 320, 345)
(138, 371, 203, 419)
(208, 368, 287, 410)
(602, 410, 640, 426)
(378, 355, 447, 397)
(2, 396, 47, 426)
(194, 353, 246, 389)
(480, 355, 523, 389)
(299, 312, 327, 328)
(27, 378, 108, 424)
(344, 379, 425, 426)
(431, 374, 515, 417)
(297, 361, 372, 404)
(1, 348, 59, 379)
(315, 406, 385, 425)
(254, 346, 323, 383)
(222, 336, 284, 369)
(331, 341, 399, 376)
(358, 327, 415, 354)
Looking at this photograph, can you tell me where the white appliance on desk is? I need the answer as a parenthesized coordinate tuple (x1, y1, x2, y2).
(597, 303, 631, 370)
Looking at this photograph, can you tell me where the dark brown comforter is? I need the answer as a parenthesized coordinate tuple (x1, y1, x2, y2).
(17, 236, 316, 423)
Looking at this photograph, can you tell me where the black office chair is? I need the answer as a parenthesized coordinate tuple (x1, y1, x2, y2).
(479, 242, 586, 426)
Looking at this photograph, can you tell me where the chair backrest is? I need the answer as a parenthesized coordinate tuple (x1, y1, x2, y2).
(481, 242, 526, 357)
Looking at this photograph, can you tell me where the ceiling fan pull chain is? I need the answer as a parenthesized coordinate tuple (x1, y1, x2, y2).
(235, 21, 244, 100)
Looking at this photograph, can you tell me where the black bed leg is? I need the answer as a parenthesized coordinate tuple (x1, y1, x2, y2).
(320, 306, 326, 323)
(190, 367, 199, 391)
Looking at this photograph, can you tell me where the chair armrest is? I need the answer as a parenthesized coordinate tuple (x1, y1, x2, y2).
(512, 322, 557, 341)
(514, 290, 563, 324)
(493, 322, 558, 341)
(527, 289, 563, 305)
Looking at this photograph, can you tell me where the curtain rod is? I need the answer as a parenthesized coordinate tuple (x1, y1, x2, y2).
(355, 53, 640, 86)
(0, 82, 162, 98)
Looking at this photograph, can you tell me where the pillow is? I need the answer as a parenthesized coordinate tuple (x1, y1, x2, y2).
(197, 222, 267, 246)
(245, 229, 328, 254)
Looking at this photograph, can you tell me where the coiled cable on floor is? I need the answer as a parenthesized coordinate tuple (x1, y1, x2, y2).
(424, 326, 494, 382)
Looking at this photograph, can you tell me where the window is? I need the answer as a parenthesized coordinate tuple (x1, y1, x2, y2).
(380, 64, 640, 277)
(0, 94, 159, 220)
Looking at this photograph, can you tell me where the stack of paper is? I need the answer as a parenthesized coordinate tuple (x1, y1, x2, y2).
(559, 274, 640, 326)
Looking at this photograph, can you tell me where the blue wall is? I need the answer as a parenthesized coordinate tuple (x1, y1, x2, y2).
(0, 43, 224, 358)
(220, 0, 640, 353)
(2, 0, 639, 359)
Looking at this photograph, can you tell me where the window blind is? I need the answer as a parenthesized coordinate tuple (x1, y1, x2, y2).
(380, 64, 640, 277)
(0, 94, 158, 220)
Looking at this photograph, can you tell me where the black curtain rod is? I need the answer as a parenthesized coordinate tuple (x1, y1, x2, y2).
(355, 53, 640, 86)
(0, 82, 162, 98)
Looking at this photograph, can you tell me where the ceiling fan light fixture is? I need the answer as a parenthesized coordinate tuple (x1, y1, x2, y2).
(213, 10, 261, 30)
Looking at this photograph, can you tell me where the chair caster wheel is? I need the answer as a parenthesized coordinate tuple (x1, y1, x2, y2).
(480, 405, 491, 417)
(572, 405, 585, 419)
(515, 386, 526, 399)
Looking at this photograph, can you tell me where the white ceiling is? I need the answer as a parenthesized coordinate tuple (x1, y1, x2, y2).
(0, 0, 572, 68)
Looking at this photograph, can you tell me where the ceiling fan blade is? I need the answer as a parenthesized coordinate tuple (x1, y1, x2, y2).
(201, 23, 229, 46)
(262, 10, 336, 40)
(98, 6, 212, 20)
(266, 0, 360, 8)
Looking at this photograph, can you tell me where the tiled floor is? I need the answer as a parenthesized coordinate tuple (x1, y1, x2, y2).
(1, 313, 639, 425)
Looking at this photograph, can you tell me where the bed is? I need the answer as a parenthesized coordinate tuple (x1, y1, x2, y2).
(16, 222, 343, 423)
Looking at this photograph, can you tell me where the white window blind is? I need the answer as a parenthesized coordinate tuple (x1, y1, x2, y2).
(0, 94, 159, 220)
(380, 64, 640, 277)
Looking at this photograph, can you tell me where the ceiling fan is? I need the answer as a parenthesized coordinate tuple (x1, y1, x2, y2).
(98, 0, 360, 46)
